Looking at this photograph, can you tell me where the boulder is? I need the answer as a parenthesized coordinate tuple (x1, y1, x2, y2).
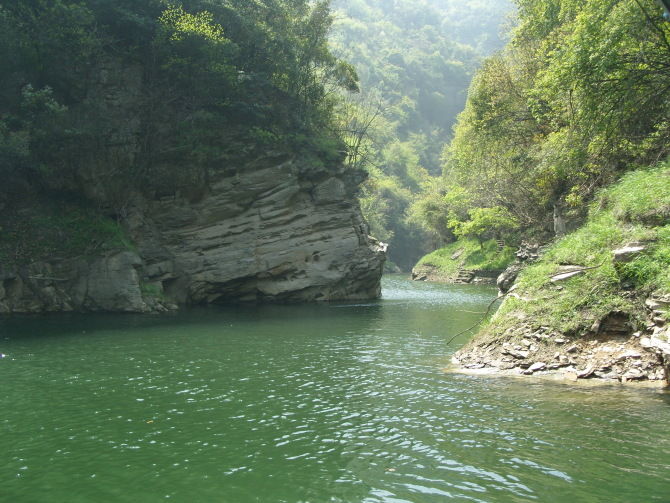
(613, 244, 646, 263)
(515, 242, 541, 262)
(82, 251, 147, 312)
(497, 263, 523, 293)
(550, 269, 584, 282)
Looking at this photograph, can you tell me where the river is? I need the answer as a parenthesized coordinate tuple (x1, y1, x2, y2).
(1, 275, 669, 502)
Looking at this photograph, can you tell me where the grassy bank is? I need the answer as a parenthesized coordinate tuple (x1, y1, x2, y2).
(415, 238, 515, 278)
(486, 164, 670, 338)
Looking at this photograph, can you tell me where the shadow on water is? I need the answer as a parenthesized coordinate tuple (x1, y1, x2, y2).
(0, 301, 385, 342)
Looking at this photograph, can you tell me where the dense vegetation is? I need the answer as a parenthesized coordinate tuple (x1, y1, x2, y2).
(330, 0, 512, 269)
(0, 0, 375, 268)
(485, 163, 670, 339)
(412, 0, 670, 253)
(1, 0, 518, 271)
(8, 0, 667, 289)
(0, 0, 358, 210)
(414, 238, 515, 281)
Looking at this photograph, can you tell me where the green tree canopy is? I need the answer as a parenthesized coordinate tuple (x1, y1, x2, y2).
(412, 0, 670, 247)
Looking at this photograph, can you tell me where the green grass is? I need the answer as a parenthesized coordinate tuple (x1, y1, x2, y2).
(416, 238, 516, 276)
(486, 163, 670, 337)
(605, 166, 670, 226)
(0, 200, 134, 266)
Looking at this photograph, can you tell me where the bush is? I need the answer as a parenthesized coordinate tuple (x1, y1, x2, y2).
(0, 201, 133, 266)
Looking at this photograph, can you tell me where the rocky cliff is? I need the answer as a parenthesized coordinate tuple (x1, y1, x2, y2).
(1, 2, 393, 315)
(0, 154, 386, 313)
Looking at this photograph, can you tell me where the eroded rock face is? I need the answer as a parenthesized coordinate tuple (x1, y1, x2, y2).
(0, 156, 386, 313)
(133, 156, 386, 304)
(1, 56, 385, 313)
(0, 252, 154, 313)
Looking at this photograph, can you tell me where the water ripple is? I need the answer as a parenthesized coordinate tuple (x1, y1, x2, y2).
(0, 276, 669, 502)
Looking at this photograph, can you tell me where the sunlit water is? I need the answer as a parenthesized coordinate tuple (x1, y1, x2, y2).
(1, 276, 669, 502)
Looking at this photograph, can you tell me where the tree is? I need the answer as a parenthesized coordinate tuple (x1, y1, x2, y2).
(0, 0, 364, 208)
(425, 0, 670, 248)
(450, 206, 519, 248)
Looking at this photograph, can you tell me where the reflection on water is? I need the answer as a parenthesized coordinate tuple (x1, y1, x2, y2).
(1, 275, 668, 502)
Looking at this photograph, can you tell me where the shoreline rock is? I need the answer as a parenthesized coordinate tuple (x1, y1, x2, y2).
(451, 237, 669, 386)
(444, 365, 668, 387)
(451, 297, 670, 386)
(411, 263, 500, 285)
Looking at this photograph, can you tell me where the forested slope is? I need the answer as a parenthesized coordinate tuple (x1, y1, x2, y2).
(330, 0, 513, 269)
(1, 0, 358, 205)
(413, 0, 670, 245)
(439, 0, 670, 383)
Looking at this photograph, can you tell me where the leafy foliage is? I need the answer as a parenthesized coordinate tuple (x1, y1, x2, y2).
(492, 163, 670, 337)
(0, 201, 132, 266)
(417, 238, 516, 277)
(331, 0, 513, 269)
(412, 0, 670, 248)
(0, 0, 359, 206)
(0, 0, 375, 263)
(450, 207, 519, 246)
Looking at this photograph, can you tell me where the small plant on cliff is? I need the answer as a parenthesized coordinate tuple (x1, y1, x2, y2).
(0, 202, 134, 266)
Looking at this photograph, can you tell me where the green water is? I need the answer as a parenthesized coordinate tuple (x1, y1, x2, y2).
(1, 276, 669, 502)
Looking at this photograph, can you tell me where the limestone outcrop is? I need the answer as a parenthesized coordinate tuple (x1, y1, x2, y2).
(0, 155, 386, 313)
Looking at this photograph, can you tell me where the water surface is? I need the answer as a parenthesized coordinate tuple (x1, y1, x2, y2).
(1, 276, 669, 502)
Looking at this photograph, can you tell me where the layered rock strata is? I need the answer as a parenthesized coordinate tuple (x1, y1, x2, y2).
(0, 156, 386, 313)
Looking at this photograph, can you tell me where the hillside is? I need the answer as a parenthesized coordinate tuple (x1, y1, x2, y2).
(411, 239, 515, 283)
(413, 0, 670, 384)
(330, 0, 513, 270)
(411, 0, 670, 254)
(453, 164, 670, 383)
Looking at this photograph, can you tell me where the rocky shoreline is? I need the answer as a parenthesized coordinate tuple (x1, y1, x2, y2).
(451, 313, 669, 385)
(450, 242, 670, 386)
(411, 263, 501, 285)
